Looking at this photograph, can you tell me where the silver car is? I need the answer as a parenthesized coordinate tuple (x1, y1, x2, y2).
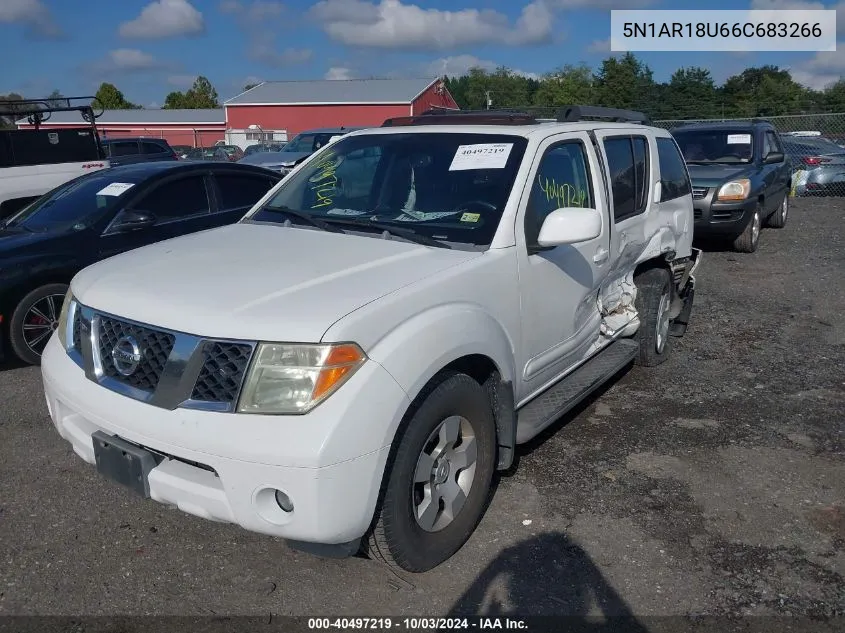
(782, 136, 845, 196)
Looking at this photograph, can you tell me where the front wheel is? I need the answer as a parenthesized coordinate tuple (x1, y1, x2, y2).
(366, 372, 497, 572)
(733, 205, 762, 253)
(9, 283, 69, 366)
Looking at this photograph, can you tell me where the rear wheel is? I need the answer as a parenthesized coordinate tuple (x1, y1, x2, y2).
(366, 372, 497, 572)
(9, 283, 68, 365)
(766, 193, 788, 228)
(733, 204, 762, 253)
(633, 267, 673, 367)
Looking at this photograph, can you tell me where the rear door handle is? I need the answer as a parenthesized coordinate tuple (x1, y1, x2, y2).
(593, 247, 609, 264)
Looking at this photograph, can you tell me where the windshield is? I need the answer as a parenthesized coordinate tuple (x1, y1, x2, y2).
(673, 129, 754, 164)
(246, 131, 528, 248)
(4, 172, 135, 232)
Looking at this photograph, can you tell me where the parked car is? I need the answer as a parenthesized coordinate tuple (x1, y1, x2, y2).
(671, 119, 791, 253)
(244, 143, 285, 156)
(0, 96, 109, 221)
(41, 106, 700, 572)
(239, 127, 363, 175)
(102, 137, 180, 167)
(781, 136, 845, 196)
(171, 145, 194, 159)
(184, 147, 229, 161)
(218, 145, 245, 162)
(0, 161, 281, 365)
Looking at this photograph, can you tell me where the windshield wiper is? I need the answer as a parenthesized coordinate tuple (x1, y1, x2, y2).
(320, 217, 451, 249)
(259, 205, 343, 233)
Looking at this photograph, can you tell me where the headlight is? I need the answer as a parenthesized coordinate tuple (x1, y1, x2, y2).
(717, 179, 751, 201)
(56, 288, 74, 349)
(237, 342, 366, 414)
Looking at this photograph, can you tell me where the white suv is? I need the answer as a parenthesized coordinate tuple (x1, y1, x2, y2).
(42, 106, 700, 572)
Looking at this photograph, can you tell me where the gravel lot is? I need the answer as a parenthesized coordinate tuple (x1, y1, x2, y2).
(0, 197, 843, 625)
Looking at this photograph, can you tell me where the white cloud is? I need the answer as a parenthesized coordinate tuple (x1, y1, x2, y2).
(587, 38, 610, 54)
(119, 0, 205, 39)
(550, 0, 658, 6)
(309, 0, 554, 50)
(325, 67, 355, 80)
(219, 0, 284, 21)
(421, 55, 539, 79)
(109, 49, 164, 70)
(167, 74, 198, 87)
(790, 47, 845, 89)
(0, 0, 61, 37)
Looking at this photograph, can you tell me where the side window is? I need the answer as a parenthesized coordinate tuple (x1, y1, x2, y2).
(657, 137, 692, 202)
(602, 136, 644, 222)
(215, 173, 277, 210)
(765, 131, 782, 155)
(110, 141, 139, 157)
(142, 141, 165, 154)
(132, 175, 210, 221)
(525, 141, 593, 245)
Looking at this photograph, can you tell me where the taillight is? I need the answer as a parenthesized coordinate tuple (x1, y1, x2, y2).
(802, 156, 831, 165)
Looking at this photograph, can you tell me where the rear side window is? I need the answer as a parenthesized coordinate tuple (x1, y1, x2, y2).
(142, 141, 165, 154)
(132, 175, 210, 221)
(603, 135, 649, 222)
(109, 141, 139, 157)
(215, 173, 277, 210)
(657, 137, 692, 202)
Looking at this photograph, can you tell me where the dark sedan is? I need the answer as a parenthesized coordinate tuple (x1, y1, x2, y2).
(0, 161, 282, 365)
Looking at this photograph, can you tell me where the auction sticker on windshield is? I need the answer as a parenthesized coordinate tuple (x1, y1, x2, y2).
(449, 143, 513, 171)
(97, 182, 135, 197)
(727, 134, 751, 144)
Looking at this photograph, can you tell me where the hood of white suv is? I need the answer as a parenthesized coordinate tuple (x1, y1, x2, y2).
(71, 222, 481, 342)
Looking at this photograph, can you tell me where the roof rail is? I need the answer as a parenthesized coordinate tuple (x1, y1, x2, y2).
(382, 109, 539, 127)
(557, 105, 650, 124)
(0, 95, 104, 127)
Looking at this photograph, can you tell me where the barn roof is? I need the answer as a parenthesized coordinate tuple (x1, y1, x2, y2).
(225, 78, 440, 106)
(16, 108, 225, 125)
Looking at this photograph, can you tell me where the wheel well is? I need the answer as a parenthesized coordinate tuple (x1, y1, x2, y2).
(442, 354, 516, 471)
(634, 257, 671, 279)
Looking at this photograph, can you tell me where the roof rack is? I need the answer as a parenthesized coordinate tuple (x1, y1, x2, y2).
(382, 108, 539, 127)
(556, 105, 650, 124)
(0, 96, 104, 128)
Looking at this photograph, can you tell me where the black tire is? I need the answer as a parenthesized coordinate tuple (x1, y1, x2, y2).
(9, 283, 68, 366)
(633, 267, 673, 367)
(366, 371, 497, 572)
(732, 204, 762, 253)
(766, 193, 788, 229)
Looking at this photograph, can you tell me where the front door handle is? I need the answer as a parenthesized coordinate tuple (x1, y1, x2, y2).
(593, 247, 609, 264)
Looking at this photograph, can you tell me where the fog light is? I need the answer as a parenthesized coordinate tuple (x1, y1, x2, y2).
(274, 489, 294, 512)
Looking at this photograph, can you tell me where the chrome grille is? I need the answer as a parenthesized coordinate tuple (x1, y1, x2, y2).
(66, 301, 256, 412)
(190, 342, 253, 403)
(97, 316, 175, 391)
(692, 187, 708, 199)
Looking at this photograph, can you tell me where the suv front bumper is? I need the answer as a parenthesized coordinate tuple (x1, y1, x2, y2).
(41, 334, 410, 546)
(692, 187, 757, 237)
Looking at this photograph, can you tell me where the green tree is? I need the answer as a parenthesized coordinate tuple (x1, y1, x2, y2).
(664, 67, 718, 120)
(720, 65, 808, 117)
(94, 82, 140, 109)
(824, 79, 845, 112)
(164, 76, 220, 109)
(0, 92, 25, 128)
(592, 53, 655, 113)
(532, 64, 594, 108)
(244, 82, 260, 91)
(45, 89, 64, 108)
(163, 91, 187, 109)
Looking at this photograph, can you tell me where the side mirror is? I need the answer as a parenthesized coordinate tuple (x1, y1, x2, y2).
(112, 210, 156, 232)
(764, 151, 784, 164)
(537, 207, 602, 247)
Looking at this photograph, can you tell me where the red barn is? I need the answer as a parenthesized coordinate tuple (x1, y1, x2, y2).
(16, 108, 226, 147)
(224, 77, 458, 137)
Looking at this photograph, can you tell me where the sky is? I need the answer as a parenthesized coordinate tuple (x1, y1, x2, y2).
(1, 0, 844, 108)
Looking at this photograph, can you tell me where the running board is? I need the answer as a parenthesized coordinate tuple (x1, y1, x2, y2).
(515, 339, 639, 444)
